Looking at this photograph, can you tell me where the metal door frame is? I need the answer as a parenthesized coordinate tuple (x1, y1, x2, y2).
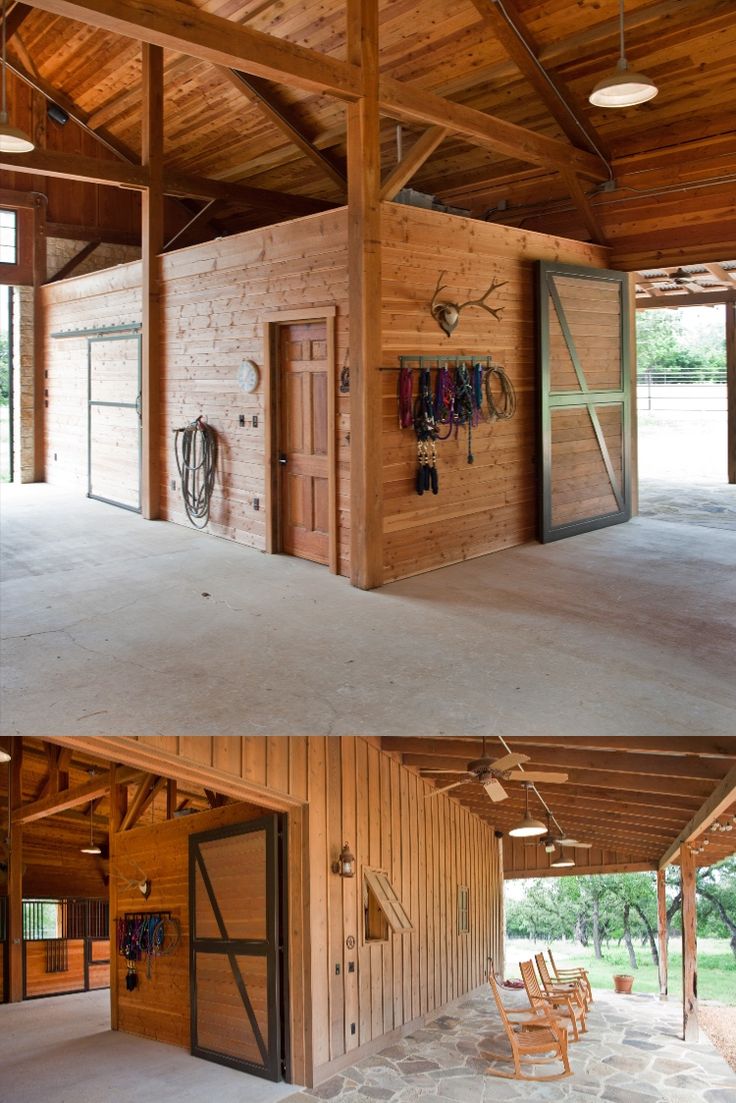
(87, 332, 142, 512)
(538, 261, 632, 542)
(189, 814, 288, 1082)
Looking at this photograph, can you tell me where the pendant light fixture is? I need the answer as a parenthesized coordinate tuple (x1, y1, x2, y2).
(508, 784, 547, 838)
(80, 801, 102, 855)
(551, 855, 575, 868)
(0, 747, 10, 763)
(589, 0, 658, 108)
(0, 0, 35, 152)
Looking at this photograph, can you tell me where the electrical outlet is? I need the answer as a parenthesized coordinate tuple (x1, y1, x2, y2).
(253, 497, 260, 511)
(239, 414, 245, 427)
(350, 1023, 356, 1036)
(335, 963, 341, 976)
(252, 415, 258, 428)
(348, 961, 355, 973)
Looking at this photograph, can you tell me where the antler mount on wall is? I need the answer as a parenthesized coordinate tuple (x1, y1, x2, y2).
(430, 271, 506, 337)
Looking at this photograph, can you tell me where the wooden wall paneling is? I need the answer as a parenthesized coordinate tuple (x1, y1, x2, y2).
(266, 737, 289, 791)
(379, 749, 393, 1035)
(399, 755, 411, 1024)
(416, 769, 427, 1018)
(367, 742, 382, 1040)
(288, 737, 309, 802)
(213, 736, 241, 776)
(307, 738, 329, 1069)
(243, 737, 267, 785)
(327, 736, 345, 1060)
(355, 736, 370, 1046)
(340, 736, 359, 1054)
(389, 755, 403, 1031)
(8, 743, 24, 1002)
(24, 940, 86, 997)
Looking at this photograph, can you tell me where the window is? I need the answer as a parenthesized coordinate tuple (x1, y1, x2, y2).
(0, 210, 18, 265)
(363, 868, 413, 942)
(458, 885, 469, 934)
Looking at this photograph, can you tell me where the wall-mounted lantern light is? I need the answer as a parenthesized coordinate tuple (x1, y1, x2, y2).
(332, 842, 355, 878)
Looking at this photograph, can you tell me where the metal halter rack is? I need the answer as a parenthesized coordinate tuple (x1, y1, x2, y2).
(381, 354, 499, 372)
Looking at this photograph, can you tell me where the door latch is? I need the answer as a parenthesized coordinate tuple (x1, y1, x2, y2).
(278, 453, 288, 465)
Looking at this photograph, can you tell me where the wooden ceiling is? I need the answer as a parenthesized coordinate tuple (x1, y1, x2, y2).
(380, 737, 736, 872)
(3, 0, 735, 266)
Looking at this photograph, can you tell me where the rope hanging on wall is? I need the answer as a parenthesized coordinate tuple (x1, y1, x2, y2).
(174, 416, 217, 528)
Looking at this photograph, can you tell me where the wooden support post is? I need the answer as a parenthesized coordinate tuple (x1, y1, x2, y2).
(628, 272, 639, 516)
(657, 867, 668, 999)
(347, 0, 383, 590)
(727, 300, 735, 485)
(32, 194, 47, 482)
(166, 777, 177, 819)
(7, 740, 24, 1002)
(680, 842, 698, 1041)
(141, 43, 164, 519)
(108, 766, 127, 1031)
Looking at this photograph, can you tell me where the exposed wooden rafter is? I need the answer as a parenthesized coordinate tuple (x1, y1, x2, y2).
(0, 148, 337, 215)
(47, 239, 101, 281)
(119, 772, 165, 831)
(218, 68, 347, 191)
(380, 126, 449, 201)
(13, 767, 139, 824)
(659, 764, 736, 868)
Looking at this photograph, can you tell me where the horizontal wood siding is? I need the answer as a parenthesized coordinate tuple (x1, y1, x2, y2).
(379, 203, 608, 583)
(24, 939, 86, 997)
(42, 263, 142, 492)
(103, 736, 504, 1084)
(41, 210, 350, 571)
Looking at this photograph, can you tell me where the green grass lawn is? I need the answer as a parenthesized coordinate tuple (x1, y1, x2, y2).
(506, 937, 736, 1005)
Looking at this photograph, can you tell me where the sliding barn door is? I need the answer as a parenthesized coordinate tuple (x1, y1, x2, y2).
(189, 816, 286, 1081)
(538, 263, 631, 541)
(88, 334, 141, 511)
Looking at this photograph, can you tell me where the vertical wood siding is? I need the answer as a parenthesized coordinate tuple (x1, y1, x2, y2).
(108, 736, 504, 1083)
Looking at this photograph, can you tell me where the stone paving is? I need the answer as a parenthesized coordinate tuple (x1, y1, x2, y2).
(638, 477, 736, 531)
(285, 988, 736, 1103)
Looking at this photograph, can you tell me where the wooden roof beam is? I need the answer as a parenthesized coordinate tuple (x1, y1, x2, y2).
(119, 773, 165, 831)
(637, 291, 736, 309)
(4, 2, 34, 42)
(380, 126, 449, 201)
(378, 76, 606, 182)
(470, 0, 606, 157)
(13, 767, 138, 824)
(21, 0, 363, 100)
(559, 167, 607, 246)
(659, 764, 736, 869)
(506, 861, 657, 879)
(218, 69, 347, 192)
(0, 148, 337, 215)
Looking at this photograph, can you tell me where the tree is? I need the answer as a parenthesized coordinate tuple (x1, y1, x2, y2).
(0, 333, 9, 405)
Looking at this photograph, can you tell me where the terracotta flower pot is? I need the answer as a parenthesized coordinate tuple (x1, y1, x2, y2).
(613, 974, 635, 994)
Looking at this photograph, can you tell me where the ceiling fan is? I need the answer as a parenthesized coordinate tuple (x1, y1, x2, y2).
(669, 267, 729, 289)
(526, 812, 593, 852)
(421, 740, 568, 803)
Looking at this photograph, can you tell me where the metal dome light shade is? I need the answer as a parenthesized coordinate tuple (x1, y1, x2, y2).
(0, 0, 35, 153)
(589, 1, 658, 108)
(508, 784, 547, 838)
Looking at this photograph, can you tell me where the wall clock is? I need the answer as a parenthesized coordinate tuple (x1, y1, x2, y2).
(238, 359, 260, 393)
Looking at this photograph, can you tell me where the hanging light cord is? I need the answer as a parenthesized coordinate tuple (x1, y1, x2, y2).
(498, 735, 565, 836)
(618, 0, 626, 66)
(490, 0, 613, 182)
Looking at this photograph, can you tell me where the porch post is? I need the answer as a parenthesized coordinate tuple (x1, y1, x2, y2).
(656, 867, 668, 999)
(726, 300, 735, 484)
(680, 842, 698, 1041)
(141, 43, 164, 519)
(6, 739, 24, 1002)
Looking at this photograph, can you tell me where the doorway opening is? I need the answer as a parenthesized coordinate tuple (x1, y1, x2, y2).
(635, 302, 734, 530)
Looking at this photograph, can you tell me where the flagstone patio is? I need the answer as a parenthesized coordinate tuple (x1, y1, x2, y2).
(286, 987, 736, 1103)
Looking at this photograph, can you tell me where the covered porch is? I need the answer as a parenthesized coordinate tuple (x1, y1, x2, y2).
(285, 986, 734, 1102)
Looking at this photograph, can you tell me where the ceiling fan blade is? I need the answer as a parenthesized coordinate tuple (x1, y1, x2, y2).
(489, 752, 530, 772)
(559, 839, 592, 848)
(425, 780, 468, 798)
(483, 778, 508, 802)
(508, 770, 568, 783)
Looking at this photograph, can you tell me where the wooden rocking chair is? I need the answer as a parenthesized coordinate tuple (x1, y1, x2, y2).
(547, 946, 593, 1003)
(482, 970, 572, 1081)
(520, 959, 587, 1041)
(536, 951, 591, 1012)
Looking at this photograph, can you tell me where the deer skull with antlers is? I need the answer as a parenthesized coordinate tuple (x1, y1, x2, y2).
(430, 271, 507, 337)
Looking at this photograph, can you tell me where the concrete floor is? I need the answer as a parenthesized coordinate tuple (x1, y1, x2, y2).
(1, 483, 735, 736)
(0, 989, 300, 1103)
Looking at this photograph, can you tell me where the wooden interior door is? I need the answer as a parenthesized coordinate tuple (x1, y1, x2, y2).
(538, 262, 631, 542)
(278, 322, 330, 564)
(189, 816, 286, 1082)
(88, 334, 141, 511)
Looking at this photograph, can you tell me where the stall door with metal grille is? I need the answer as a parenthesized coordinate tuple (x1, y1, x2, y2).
(538, 262, 631, 542)
(88, 334, 141, 511)
(279, 322, 329, 564)
(189, 816, 286, 1081)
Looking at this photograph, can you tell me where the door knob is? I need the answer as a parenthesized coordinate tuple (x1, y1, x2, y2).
(278, 453, 288, 465)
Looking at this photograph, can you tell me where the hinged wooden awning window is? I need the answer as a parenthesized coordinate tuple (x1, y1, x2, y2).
(364, 868, 413, 933)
